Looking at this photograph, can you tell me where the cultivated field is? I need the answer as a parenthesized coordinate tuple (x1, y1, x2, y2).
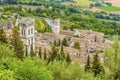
(98, 6, 120, 12)
(63, 0, 93, 7)
(75, 0, 91, 7)
(106, 0, 120, 7)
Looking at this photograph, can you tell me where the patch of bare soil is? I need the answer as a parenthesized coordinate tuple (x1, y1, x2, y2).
(90, 7, 103, 12)
(106, 0, 120, 7)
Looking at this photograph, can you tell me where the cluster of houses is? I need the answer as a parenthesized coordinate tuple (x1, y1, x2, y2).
(0, 17, 112, 63)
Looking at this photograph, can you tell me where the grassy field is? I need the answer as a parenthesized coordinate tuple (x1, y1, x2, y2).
(63, 0, 93, 7)
(75, 0, 91, 7)
(98, 6, 120, 12)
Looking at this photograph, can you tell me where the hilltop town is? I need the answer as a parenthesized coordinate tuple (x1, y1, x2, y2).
(2, 17, 112, 63)
(0, 0, 120, 79)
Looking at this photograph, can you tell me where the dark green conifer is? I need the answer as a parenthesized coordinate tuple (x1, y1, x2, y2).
(58, 39, 61, 46)
(92, 53, 105, 76)
(30, 44, 35, 58)
(44, 48, 47, 60)
(60, 45, 65, 61)
(54, 39, 57, 46)
(73, 42, 80, 50)
(66, 53, 71, 64)
(0, 28, 7, 44)
(49, 46, 59, 61)
(85, 55, 91, 72)
(10, 27, 24, 59)
(39, 47, 42, 59)
(25, 46, 28, 57)
(62, 38, 68, 46)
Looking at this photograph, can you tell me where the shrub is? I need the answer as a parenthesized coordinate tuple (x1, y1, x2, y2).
(73, 42, 80, 50)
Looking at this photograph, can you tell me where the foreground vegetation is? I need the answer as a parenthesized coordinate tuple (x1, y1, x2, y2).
(0, 27, 120, 80)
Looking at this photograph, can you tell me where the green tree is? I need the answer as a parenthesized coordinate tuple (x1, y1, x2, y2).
(25, 46, 28, 57)
(85, 55, 91, 72)
(90, 3, 95, 8)
(73, 42, 80, 50)
(10, 27, 24, 60)
(60, 45, 65, 61)
(62, 38, 68, 46)
(104, 36, 120, 79)
(54, 39, 57, 46)
(16, 57, 53, 80)
(58, 39, 61, 46)
(66, 53, 71, 64)
(92, 53, 104, 76)
(113, 61, 120, 80)
(0, 28, 7, 44)
(44, 48, 47, 60)
(0, 43, 14, 60)
(48, 46, 59, 62)
(30, 44, 35, 58)
(39, 47, 42, 59)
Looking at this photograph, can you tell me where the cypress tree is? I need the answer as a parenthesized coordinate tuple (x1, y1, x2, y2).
(39, 47, 42, 59)
(30, 44, 35, 58)
(54, 39, 57, 46)
(85, 55, 91, 72)
(58, 39, 61, 46)
(0, 28, 7, 44)
(60, 45, 65, 61)
(49, 46, 59, 61)
(73, 42, 80, 50)
(92, 53, 105, 76)
(44, 48, 47, 60)
(66, 53, 71, 64)
(10, 27, 24, 59)
(62, 38, 68, 46)
(25, 46, 28, 57)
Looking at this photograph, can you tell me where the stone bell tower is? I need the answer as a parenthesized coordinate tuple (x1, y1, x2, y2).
(19, 18, 35, 56)
(53, 19, 60, 34)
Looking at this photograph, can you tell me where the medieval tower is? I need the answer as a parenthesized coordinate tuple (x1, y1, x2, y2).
(19, 18, 35, 56)
(45, 18, 60, 34)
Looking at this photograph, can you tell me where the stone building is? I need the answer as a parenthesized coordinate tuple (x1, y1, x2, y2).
(6, 20, 13, 29)
(44, 18, 60, 34)
(19, 18, 35, 56)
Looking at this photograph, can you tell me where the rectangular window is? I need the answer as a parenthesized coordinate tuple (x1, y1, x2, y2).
(21, 29, 23, 36)
(28, 29, 30, 35)
(24, 30, 25, 36)
(31, 28, 33, 34)
(29, 39, 30, 45)
(31, 38, 33, 43)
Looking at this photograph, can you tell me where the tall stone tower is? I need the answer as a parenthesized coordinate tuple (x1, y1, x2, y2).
(19, 18, 35, 56)
(45, 18, 60, 34)
(53, 19, 60, 34)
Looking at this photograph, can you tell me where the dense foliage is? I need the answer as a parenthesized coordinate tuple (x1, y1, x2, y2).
(0, 36, 120, 80)
(0, 28, 120, 79)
